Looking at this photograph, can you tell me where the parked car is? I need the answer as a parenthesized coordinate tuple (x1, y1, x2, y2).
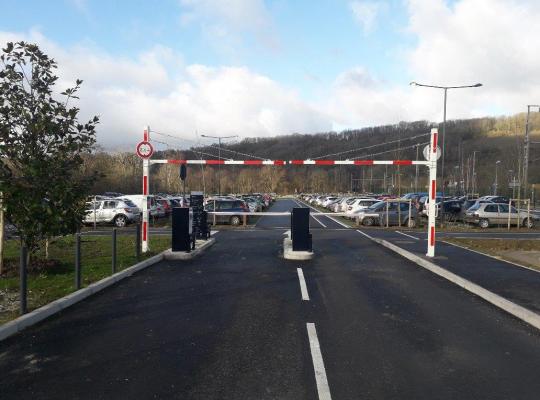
(346, 198, 380, 218)
(353, 201, 418, 227)
(464, 203, 539, 228)
(205, 199, 250, 225)
(84, 198, 140, 227)
(120, 194, 160, 218)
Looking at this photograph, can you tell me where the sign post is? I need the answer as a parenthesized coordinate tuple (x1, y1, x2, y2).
(136, 126, 153, 253)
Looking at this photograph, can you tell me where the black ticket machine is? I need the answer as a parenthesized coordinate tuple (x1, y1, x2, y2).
(172, 207, 193, 252)
(291, 207, 312, 251)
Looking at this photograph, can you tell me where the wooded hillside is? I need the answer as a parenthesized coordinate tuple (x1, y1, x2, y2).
(86, 113, 540, 198)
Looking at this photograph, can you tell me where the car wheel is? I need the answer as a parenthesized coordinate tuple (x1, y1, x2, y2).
(114, 214, 127, 228)
(523, 218, 535, 229)
(406, 218, 416, 228)
(479, 218, 490, 229)
(230, 216, 242, 226)
(363, 217, 375, 226)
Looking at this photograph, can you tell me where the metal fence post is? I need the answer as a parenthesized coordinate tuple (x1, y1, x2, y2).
(112, 228, 117, 273)
(20, 246, 27, 315)
(75, 233, 81, 289)
(136, 223, 141, 260)
(507, 200, 512, 230)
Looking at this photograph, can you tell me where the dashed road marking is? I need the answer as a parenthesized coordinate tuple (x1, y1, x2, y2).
(307, 323, 332, 400)
(297, 268, 310, 301)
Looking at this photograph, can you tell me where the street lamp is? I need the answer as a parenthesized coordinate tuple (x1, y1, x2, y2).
(494, 160, 501, 195)
(201, 134, 238, 195)
(410, 81, 482, 221)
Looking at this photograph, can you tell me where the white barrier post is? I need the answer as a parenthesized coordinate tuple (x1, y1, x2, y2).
(142, 126, 150, 253)
(426, 128, 438, 257)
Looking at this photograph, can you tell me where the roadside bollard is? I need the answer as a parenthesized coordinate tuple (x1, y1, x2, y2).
(75, 233, 81, 289)
(112, 228, 117, 274)
(136, 223, 141, 260)
(20, 246, 27, 315)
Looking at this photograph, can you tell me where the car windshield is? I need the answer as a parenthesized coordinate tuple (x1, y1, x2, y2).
(368, 201, 385, 210)
(122, 199, 137, 207)
(468, 203, 481, 211)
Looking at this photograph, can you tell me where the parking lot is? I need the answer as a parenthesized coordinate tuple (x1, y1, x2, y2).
(1, 198, 540, 399)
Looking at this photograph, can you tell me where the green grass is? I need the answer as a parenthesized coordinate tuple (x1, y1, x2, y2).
(0, 234, 171, 324)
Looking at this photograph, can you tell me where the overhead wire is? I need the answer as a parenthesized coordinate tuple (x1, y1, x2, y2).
(150, 129, 268, 160)
(311, 132, 430, 159)
(351, 141, 430, 160)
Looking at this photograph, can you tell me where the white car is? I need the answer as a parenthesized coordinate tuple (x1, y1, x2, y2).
(84, 198, 141, 227)
(339, 197, 359, 213)
(120, 194, 160, 218)
(321, 196, 339, 208)
(346, 198, 380, 218)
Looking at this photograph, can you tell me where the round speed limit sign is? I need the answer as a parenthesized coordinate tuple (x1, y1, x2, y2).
(136, 141, 154, 158)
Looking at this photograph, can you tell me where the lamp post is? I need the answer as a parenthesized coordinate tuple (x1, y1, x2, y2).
(494, 160, 501, 195)
(523, 105, 540, 200)
(201, 134, 238, 195)
(410, 81, 482, 222)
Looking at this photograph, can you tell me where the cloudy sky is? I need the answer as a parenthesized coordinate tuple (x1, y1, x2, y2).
(2, 0, 539, 149)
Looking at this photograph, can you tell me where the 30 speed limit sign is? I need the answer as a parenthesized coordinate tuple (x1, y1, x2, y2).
(136, 141, 154, 159)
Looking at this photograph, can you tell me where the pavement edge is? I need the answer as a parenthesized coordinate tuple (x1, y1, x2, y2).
(163, 238, 216, 260)
(0, 252, 165, 342)
(357, 230, 540, 331)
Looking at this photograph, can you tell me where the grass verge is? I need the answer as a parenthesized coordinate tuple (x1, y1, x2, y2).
(0, 234, 171, 324)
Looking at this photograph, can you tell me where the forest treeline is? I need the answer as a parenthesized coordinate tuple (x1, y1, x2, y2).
(85, 113, 540, 198)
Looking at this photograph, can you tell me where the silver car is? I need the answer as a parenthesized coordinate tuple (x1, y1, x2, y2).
(84, 198, 141, 227)
(465, 203, 538, 228)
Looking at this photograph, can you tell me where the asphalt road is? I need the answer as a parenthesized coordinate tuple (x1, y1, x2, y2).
(1, 199, 540, 399)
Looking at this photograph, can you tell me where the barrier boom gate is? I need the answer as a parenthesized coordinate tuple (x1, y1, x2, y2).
(138, 126, 439, 257)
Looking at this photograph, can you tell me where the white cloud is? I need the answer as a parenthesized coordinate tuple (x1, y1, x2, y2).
(405, 0, 540, 119)
(179, 0, 278, 52)
(0, 29, 328, 150)
(332, 0, 540, 127)
(350, 1, 387, 34)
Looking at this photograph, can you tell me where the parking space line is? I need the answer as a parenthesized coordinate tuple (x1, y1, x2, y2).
(307, 323, 332, 400)
(311, 215, 327, 228)
(296, 199, 351, 228)
(297, 268, 310, 301)
(395, 231, 420, 240)
(356, 229, 373, 239)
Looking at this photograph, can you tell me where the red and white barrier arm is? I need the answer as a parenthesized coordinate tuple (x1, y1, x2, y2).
(148, 159, 430, 166)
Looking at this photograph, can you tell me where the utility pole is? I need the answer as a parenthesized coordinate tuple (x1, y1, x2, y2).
(523, 105, 540, 199)
(201, 134, 238, 195)
(472, 151, 479, 196)
(415, 144, 420, 192)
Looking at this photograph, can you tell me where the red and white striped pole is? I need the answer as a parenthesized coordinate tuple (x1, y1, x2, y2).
(142, 126, 150, 253)
(426, 128, 438, 257)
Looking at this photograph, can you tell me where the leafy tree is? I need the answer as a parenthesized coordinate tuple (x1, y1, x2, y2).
(0, 41, 98, 254)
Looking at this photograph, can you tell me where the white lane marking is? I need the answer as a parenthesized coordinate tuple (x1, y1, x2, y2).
(311, 215, 327, 228)
(356, 229, 373, 239)
(210, 230, 218, 236)
(297, 268, 310, 301)
(395, 231, 420, 240)
(307, 323, 332, 400)
(296, 199, 350, 228)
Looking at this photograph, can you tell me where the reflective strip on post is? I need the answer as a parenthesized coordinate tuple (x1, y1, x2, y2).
(426, 128, 438, 258)
(142, 126, 150, 253)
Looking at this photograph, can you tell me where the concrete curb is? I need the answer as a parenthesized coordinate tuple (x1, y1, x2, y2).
(357, 230, 540, 331)
(283, 238, 314, 260)
(163, 238, 216, 260)
(0, 252, 164, 342)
